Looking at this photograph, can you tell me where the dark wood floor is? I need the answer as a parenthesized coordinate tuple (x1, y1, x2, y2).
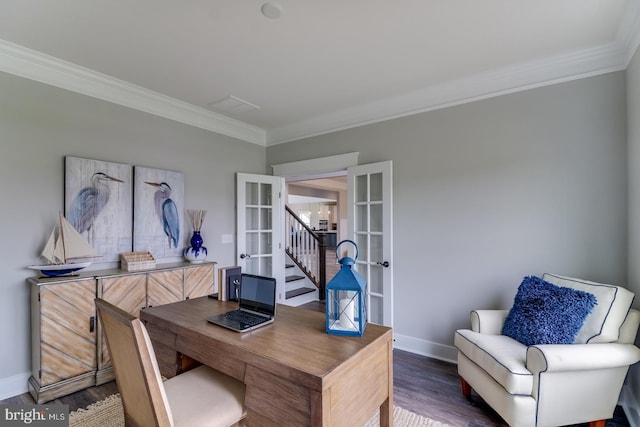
(2, 300, 631, 426)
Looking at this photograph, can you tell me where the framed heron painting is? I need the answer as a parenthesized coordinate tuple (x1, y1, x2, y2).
(64, 156, 133, 263)
(133, 166, 185, 258)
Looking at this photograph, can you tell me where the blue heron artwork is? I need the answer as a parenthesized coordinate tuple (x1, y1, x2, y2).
(145, 181, 179, 248)
(133, 166, 184, 258)
(65, 157, 133, 263)
(69, 172, 125, 240)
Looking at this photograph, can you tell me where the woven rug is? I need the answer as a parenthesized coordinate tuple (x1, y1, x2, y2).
(69, 393, 450, 427)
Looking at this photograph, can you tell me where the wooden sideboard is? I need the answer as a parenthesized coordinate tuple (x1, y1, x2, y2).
(27, 261, 216, 404)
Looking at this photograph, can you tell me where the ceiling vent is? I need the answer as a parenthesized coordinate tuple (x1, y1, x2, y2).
(207, 95, 260, 114)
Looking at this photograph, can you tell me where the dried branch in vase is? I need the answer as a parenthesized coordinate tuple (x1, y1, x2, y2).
(187, 209, 207, 231)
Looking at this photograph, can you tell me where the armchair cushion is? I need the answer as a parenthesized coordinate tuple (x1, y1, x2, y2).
(502, 276, 596, 346)
(455, 329, 532, 395)
(543, 273, 635, 343)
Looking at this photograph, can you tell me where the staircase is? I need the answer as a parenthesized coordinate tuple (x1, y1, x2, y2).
(284, 206, 327, 306)
(284, 258, 318, 306)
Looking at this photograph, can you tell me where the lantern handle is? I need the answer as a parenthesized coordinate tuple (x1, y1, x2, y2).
(335, 239, 358, 262)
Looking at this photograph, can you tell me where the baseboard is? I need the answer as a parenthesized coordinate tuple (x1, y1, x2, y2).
(0, 371, 30, 400)
(393, 333, 458, 364)
(621, 384, 640, 427)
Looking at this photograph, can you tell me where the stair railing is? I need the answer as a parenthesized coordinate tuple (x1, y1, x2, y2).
(285, 206, 326, 299)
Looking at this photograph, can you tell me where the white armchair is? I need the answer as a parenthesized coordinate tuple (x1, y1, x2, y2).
(455, 274, 640, 427)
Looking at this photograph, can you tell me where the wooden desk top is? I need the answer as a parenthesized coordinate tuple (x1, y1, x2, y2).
(140, 296, 393, 391)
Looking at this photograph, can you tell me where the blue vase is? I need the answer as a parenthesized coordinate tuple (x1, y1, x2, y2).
(184, 231, 208, 263)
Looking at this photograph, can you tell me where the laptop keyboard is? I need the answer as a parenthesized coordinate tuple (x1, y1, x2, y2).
(225, 310, 266, 326)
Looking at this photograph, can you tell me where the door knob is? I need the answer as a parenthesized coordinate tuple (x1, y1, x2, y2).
(376, 261, 390, 268)
(240, 253, 251, 259)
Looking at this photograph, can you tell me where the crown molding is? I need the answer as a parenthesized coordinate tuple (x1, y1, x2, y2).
(617, 0, 640, 65)
(0, 39, 267, 146)
(267, 1, 640, 146)
(266, 41, 628, 145)
(2, 0, 640, 149)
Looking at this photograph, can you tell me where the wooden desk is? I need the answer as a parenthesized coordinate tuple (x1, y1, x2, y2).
(140, 297, 393, 427)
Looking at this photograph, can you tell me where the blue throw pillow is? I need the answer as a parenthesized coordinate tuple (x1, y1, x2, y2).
(502, 276, 597, 346)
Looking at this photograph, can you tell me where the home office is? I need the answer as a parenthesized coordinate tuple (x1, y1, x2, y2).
(2, 2, 640, 426)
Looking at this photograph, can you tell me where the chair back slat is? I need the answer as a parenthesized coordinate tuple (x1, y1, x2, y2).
(95, 298, 173, 427)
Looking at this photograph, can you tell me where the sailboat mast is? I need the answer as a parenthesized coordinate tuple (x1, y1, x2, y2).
(58, 212, 68, 263)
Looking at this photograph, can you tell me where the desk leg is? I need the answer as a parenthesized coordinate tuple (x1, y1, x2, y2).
(380, 398, 392, 427)
(380, 339, 394, 427)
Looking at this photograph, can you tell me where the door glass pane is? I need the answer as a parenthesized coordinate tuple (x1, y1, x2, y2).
(261, 207, 272, 230)
(260, 232, 272, 254)
(369, 295, 383, 324)
(370, 203, 382, 232)
(356, 175, 368, 202)
(370, 265, 383, 294)
(370, 173, 383, 202)
(246, 182, 258, 205)
(260, 183, 272, 205)
(356, 205, 368, 232)
(355, 234, 368, 260)
(370, 234, 383, 262)
(246, 257, 258, 274)
(246, 207, 259, 230)
(260, 257, 272, 277)
(247, 232, 259, 254)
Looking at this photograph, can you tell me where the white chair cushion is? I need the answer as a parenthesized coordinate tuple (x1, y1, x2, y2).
(164, 365, 246, 427)
(455, 329, 532, 395)
(542, 273, 634, 343)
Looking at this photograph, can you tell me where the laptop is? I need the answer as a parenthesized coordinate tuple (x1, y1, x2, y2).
(207, 273, 277, 333)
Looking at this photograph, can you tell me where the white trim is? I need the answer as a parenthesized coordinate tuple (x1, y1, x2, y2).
(1, 0, 639, 147)
(266, 42, 628, 145)
(618, 0, 640, 66)
(0, 39, 266, 146)
(393, 333, 458, 364)
(0, 371, 30, 400)
(271, 152, 359, 177)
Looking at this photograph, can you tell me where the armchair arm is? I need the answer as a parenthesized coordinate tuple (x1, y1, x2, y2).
(470, 309, 509, 334)
(527, 343, 640, 374)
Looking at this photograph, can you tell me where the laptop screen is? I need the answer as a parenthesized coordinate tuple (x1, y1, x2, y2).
(239, 273, 276, 316)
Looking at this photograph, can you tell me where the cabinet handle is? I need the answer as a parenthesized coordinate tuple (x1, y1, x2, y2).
(89, 316, 95, 333)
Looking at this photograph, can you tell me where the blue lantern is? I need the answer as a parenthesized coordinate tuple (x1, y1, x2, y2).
(326, 240, 367, 337)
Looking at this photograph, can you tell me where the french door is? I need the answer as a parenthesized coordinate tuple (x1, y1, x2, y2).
(348, 161, 393, 328)
(236, 173, 285, 303)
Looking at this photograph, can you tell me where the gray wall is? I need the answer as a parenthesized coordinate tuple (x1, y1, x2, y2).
(268, 72, 628, 357)
(627, 46, 640, 411)
(0, 71, 265, 394)
(0, 63, 633, 400)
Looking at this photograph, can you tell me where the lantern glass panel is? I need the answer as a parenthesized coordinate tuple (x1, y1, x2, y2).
(327, 289, 362, 333)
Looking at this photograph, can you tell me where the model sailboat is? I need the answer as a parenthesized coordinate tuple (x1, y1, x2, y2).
(28, 212, 100, 276)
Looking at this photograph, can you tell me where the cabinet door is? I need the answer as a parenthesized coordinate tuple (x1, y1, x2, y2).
(147, 269, 183, 307)
(184, 264, 214, 299)
(39, 279, 96, 386)
(99, 274, 147, 369)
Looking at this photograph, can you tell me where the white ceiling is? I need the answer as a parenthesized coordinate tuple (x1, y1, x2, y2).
(1, 1, 639, 146)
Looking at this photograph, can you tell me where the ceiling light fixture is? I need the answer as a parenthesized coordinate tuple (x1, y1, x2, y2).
(261, 2, 282, 19)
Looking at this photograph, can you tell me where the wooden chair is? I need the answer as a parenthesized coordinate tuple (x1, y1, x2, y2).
(95, 298, 246, 427)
